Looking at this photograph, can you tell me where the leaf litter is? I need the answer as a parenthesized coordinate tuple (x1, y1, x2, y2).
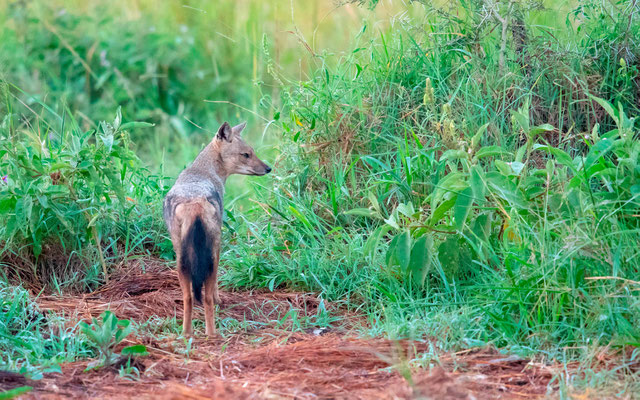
(12, 258, 559, 399)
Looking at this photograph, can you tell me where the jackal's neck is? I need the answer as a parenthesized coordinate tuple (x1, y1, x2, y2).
(190, 141, 228, 185)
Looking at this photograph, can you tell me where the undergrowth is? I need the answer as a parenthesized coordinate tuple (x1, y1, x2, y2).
(0, 85, 169, 291)
(0, 280, 91, 377)
(221, 0, 640, 363)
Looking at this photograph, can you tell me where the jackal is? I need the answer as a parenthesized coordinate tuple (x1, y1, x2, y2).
(163, 122, 271, 336)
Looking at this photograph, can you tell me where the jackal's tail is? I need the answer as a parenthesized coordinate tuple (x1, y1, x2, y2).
(180, 216, 213, 303)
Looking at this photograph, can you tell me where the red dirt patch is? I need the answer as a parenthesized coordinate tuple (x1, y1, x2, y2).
(37, 258, 362, 331)
(17, 258, 554, 399)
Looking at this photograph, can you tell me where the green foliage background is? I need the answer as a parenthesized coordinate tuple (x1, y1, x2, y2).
(1, 0, 639, 393)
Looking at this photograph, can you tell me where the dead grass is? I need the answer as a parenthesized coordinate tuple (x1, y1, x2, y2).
(9, 258, 557, 399)
(17, 335, 554, 399)
(37, 258, 363, 331)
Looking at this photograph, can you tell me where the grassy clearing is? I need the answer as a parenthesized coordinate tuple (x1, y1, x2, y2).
(1, 0, 639, 396)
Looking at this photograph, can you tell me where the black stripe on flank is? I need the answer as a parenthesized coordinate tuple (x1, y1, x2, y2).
(206, 189, 223, 215)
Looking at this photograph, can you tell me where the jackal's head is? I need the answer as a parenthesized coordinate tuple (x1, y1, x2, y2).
(213, 122, 272, 176)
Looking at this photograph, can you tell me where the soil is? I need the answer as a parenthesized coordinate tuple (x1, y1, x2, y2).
(6, 258, 557, 399)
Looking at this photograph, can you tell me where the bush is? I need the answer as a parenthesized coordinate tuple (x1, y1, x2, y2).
(0, 87, 168, 290)
(220, 0, 640, 355)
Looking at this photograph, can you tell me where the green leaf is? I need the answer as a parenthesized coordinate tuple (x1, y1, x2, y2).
(431, 172, 466, 209)
(368, 191, 381, 215)
(88, 214, 101, 227)
(288, 205, 312, 229)
(454, 187, 473, 231)
(514, 145, 527, 163)
(0, 197, 16, 214)
(343, 208, 377, 218)
(471, 123, 489, 149)
(494, 160, 512, 176)
(438, 236, 459, 276)
(589, 95, 618, 124)
(474, 146, 511, 160)
(113, 107, 122, 131)
(386, 234, 400, 267)
(469, 166, 485, 204)
(510, 161, 525, 175)
(43, 364, 62, 374)
(471, 214, 491, 242)
(383, 212, 400, 230)
(364, 225, 391, 257)
(396, 230, 411, 272)
(0, 386, 32, 399)
(33, 240, 42, 258)
(529, 124, 554, 137)
(584, 138, 615, 169)
(487, 172, 528, 209)
(512, 107, 530, 133)
(430, 197, 456, 226)
(120, 122, 155, 131)
(396, 203, 415, 218)
(354, 63, 363, 80)
(100, 133, 114, 152)
(409, 235, 433, 285)
(438, 236, 473, 278)
(117, 319, 131, 328)
(121, 344, 149, 356)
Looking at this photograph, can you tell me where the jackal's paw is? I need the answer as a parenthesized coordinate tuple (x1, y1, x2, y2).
(214, 295, 223, 306)
(205, 329, 217, 337)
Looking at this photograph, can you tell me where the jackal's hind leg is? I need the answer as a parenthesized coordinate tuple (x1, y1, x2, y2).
(203, 274, 216, 336)
(177, 269, 193, 336)
(212, 248, 222, 305)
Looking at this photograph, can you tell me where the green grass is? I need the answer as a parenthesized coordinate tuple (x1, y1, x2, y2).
(220, 0, 640, 389)
(1, 0, 639, 396)
(0, 281, 92, 377)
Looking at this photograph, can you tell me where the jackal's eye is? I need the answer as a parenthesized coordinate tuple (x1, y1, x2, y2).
(242, 153, 250, 159)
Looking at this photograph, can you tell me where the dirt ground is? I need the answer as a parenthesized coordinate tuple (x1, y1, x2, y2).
(5, 259, 558, 399)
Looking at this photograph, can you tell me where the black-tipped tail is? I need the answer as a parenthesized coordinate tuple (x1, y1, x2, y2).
(180, 216, 213, 303)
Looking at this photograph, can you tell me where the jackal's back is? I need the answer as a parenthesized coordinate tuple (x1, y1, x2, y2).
(163, 169, 224, 231)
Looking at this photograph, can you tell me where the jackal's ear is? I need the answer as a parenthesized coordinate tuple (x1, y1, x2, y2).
(232, 122, 247, 136)
(216, 122, 233, 142)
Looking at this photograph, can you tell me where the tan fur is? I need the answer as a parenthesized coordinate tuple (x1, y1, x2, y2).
(169, 199, 219, 336)
(163, 121, 271, 337)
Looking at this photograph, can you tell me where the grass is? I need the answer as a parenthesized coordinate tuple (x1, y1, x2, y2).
(1, 0, 640, 396)
(0, 281, 92, 377)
